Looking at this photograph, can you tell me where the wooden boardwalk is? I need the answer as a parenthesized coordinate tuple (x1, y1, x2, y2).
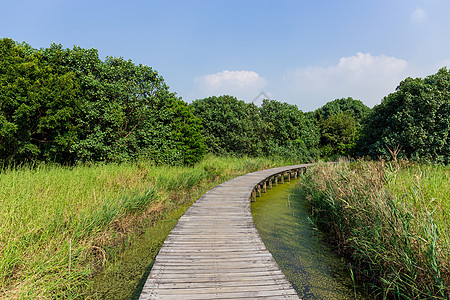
(139, 164, 311, 299)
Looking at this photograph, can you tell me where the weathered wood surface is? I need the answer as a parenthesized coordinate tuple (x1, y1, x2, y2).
(139, 164, 311, 300)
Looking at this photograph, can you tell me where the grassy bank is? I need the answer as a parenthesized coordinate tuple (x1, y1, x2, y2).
(300, 160, 449, 299)
(0, 155, 291, 299)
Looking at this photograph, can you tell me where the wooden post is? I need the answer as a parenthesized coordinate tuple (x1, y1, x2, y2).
(275, 175, 278, 186)
(263, 181, 266, 193)
(281, 173, 285, 184)
(251, 189, 256, 202)
(294, 170, 298, 179)
(268, 177, 273, 189)
(287, 172, 291, 182)
(257, 185, 261, 197)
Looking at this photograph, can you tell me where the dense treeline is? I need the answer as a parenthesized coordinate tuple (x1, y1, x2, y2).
(190, 66, 450, 164)
(190, 96, 319, 161)
(1, 38, 450, 165)
(0, 38, 205, 165)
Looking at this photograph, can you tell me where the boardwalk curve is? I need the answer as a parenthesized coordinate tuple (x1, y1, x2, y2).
(140, 164, 311, 299)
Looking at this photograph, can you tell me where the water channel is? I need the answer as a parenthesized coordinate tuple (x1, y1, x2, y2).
(251, 179, 372, 299)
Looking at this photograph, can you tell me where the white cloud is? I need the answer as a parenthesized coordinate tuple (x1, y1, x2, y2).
(194, 70, 267, 101)
(285, 52, 410, 111)
(411, 7, 426, 22)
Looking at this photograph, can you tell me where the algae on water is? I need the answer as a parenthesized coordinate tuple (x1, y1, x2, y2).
(251, 180, 372, 299)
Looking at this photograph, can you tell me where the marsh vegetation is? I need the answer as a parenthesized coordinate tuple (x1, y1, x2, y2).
(300, 160, 450, 299)
(0, 156, 290, 299)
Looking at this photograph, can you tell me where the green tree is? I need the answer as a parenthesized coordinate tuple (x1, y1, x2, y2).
(191, 96, 319, 161)
(190, 95, 263, 156)
(41, 44, 206, 165)
(358, 67, 450, 163)
(318, 112, 358, 156)
(314, 97, 370, 121)
(0, 38, 205, 165)
(313, 97, 370, 157)
(259, 99, 320, 160)
(0, 38, 80, 164)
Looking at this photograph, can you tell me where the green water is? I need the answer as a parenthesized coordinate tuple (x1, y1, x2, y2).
(88, 200, 195, 299)
(251, 180, 372, 300)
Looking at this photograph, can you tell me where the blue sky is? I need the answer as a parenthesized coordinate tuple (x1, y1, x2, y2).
(2, 0, 450, 111)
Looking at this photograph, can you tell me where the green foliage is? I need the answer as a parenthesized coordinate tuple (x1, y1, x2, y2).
(190, 95, 264, 156)
(312, 97, 370, 157)
(0, 38, 205, 165)
(318, 112, 358, 156)
(0, 38, 80, 163)
(190, 96, 319, 161)
(358, 68, 450, 163)
(313, 97, 370, 121)
(259, 99, 320, 161)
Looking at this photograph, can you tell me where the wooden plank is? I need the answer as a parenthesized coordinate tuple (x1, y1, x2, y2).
(149, 270, 286, 278)
(146, 279, 291, 290)
(139, 164, 311, 300)
(151, 261, 280, 268)
(140, 290, 299, 300)
(149, 263, 282, 274)
(144, 284, 297, 295)
(146, 274, 288, 284)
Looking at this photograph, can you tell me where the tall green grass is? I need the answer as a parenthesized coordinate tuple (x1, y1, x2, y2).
(0, 155, 290, 299)
(300, 160, 449, 299)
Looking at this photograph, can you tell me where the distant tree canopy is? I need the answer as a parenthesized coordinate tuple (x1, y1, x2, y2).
(313, 97, 370, 121)
(190, 96, 319, 161)
(312, 97, 370, 157)
(2, 38, 449, 166)
(358, 67, 450, 163)
(259, 99, 319, 160)
(189, 96, 263, 156)
(0, 38, 205, 165)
